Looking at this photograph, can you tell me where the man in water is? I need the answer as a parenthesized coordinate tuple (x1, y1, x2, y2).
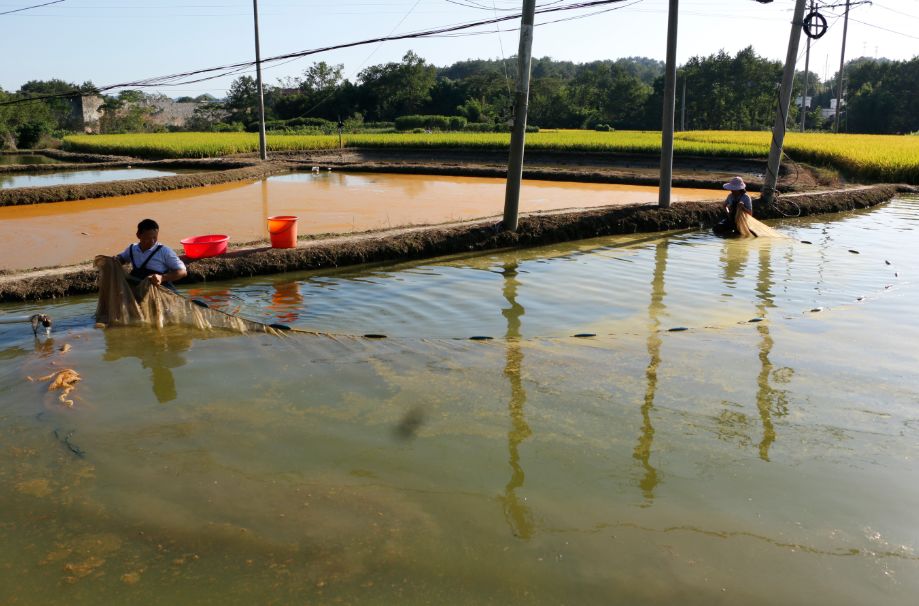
(115, 218, 187, 290)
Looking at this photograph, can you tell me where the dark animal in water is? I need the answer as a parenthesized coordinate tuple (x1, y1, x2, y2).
(395, 406, 425, 440)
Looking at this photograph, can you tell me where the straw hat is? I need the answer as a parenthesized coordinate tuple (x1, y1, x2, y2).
(723, 176, 747, 191)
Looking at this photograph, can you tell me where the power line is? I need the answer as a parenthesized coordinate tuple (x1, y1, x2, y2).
(0, 0, 65, 16)
(0, 0, 635, 106)
(848, 16, 919, 40)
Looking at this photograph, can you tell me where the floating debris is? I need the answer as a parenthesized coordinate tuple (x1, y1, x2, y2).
(856, 296, 865, 302)
(572, 333, 596, 338)
(39, 368, 81, 407)
(668, 327, 689, 332)
(848, 249, 860, 254)
(268, 323, 291, 331)
(59, 343, 72, 353)
(810, 307, 824, 313)
(469, 335, 494, 341)
(748, 318, 764, 323)
(885, 260, 891, 265)
(800, 240, 812, 244)
(363, 333, 387, 339)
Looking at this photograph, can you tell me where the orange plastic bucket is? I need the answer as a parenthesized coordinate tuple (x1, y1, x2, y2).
(267, 215, 298, 248)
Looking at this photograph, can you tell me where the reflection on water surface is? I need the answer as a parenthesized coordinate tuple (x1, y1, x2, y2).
(1, 197, 918, 605)
(0, 168, 185, 189)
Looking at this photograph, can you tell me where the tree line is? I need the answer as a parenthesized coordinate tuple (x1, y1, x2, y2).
(2, 48, 917, 148)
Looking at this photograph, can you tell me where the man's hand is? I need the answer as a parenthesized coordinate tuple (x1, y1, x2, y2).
(148, 273, 164, 286)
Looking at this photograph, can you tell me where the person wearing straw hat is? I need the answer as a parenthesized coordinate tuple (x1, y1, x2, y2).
(713, 176, 753, 236)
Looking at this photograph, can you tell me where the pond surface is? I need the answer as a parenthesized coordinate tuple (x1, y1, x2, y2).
(0, 172, 719, 270)
(1, 197, 917, 605)
(0, 168, 190, 190)
(0, 153, 63, 165)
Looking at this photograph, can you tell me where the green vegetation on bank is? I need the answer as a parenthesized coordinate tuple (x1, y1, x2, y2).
(62, 130, 919, 184)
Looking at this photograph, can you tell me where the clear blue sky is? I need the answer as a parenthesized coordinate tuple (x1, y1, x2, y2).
(1, 0, 917, 97)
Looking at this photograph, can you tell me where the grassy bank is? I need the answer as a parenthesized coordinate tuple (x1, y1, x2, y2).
(62, 130, 919, 184)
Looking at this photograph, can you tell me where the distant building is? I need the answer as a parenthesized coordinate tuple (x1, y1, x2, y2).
(794, 95, 813, 109)
(143, 98, 199, 128)
(67, 94, 201, 132)
(68, 95, 105, 133)
(819, 98, 845, 120)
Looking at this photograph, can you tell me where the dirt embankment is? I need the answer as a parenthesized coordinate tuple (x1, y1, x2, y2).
(0, 183, 902, 303)
(272, 147, 829, 192)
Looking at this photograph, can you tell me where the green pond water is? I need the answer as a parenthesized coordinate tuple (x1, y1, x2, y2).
(0, 168, 195, 189)
(0, 154, 63, 166)
(1, 198, 918, 605)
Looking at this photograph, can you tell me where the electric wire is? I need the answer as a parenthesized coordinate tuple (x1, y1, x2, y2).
(0, 0, 636, 106)
(0, 0, 65, 16)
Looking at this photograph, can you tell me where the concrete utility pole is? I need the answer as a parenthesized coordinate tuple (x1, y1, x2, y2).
(658, 0, 679, 208)
(834, 0, 851, 134)
(253, 0, 268, 161)
(801, 0, 813, 132)
(761, 0, 808, 206)
(502, 0, 537, 232)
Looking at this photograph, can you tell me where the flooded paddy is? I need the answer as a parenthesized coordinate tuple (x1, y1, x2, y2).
(0, 172, 717, 270)
(1, 197, 917, 605)
(0, 167, 197, 190)
(0, 153, 63, 165)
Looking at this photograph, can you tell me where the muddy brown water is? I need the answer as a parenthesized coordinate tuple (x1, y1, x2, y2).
(0, 196, 917, 604)
(0, 172, 719, 270)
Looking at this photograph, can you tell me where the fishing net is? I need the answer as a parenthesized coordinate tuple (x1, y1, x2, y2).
(94, 256, 278, 334)
(736, 212, 787, 238)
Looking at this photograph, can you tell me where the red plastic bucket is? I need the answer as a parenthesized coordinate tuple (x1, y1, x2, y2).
(180, 234, 228, 259)
(267, 215, 298, 248)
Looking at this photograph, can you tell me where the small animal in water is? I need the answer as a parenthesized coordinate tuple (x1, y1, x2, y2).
(38, 368, 82, 407)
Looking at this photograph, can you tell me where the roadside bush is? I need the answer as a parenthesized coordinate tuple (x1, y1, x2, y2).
(395, 115, 467, 131)
(464, 122, 497, 132)
(15, 121, 48, 149)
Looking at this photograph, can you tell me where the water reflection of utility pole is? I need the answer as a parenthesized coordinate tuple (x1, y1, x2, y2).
(754, 244, 789, 462)
(634, 241, 667, 506)
(261, 178, 269, 238)
(500, 261, 534, 539)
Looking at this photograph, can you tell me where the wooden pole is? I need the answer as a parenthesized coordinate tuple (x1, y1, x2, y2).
(658, 0, 678, 208)
(761, 0, 807, 205)
(253, 0, 268, 161)
(502, 0, 537, 232)
(834, 0, 851, 134)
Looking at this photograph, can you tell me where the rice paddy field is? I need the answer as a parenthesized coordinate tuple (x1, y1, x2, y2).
(62, 130, 919, 184)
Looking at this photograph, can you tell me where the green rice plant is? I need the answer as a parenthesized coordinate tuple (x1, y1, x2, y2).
(63, 130, 919, 183)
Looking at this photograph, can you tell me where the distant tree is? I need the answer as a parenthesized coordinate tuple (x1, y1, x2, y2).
(667, 47, 782, 131)
(225, 76, 263, 124)
(357, 51, 436, 121)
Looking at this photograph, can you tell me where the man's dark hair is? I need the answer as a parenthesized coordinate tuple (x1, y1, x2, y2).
(137, 218, 159, 233)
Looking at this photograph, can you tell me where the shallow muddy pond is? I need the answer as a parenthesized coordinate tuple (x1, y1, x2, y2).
(0, 167, 196, 190)
(0, 172, 718, 270)
(1, 197, 917, 605)
(0, 153, 63, 166)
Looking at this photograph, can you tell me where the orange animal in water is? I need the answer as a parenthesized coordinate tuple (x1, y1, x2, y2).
(38, 369, 82, 407)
